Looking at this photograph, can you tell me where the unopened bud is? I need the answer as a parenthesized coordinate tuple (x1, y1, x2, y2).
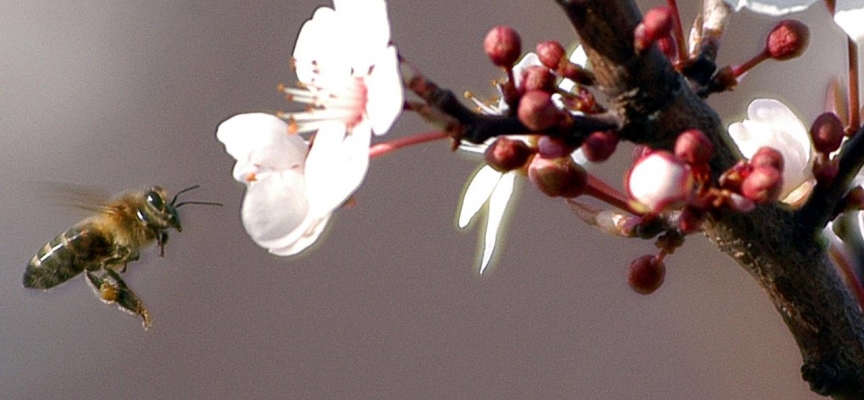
(528, 156, 587, 198)
(626, 150, 694, 213)
(581, 131, 619, 162)
(537, 136, 576, 159)
(677, 206, 704, 234)
(674, 129, 713, 165)
(766, 20, 809, 61)
(810, 112, 844, 154)
(484, 26, 522, 67)
(520, 65, 556, 93)
(536, 41, 565, 70)
(628, 254, 666, 295)
(518, 90, 561, 131)
(813, 156, 839, 185)
(741, 165, 783, 204)
(750, 146, 784, 172)
(634, 7, 674, 53)
(484, 137, 534, 172)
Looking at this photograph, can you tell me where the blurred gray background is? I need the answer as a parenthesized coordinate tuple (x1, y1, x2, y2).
(0, 1, 847, 399)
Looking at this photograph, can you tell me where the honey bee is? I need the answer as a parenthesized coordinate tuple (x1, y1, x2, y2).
(23, 185, 220, 329)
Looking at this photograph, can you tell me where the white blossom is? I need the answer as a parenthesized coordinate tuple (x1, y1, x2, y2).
(626, 151, 694, 213)
(728, 98, 813, 200)
(217, 0, 402, 255)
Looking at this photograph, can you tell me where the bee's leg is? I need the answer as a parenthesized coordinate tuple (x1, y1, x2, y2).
(157, 232, 169, 257)
(84, 270, 152, 330)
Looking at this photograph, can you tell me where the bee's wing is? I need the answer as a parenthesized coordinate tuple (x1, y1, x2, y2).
(32, 182, 114, 216)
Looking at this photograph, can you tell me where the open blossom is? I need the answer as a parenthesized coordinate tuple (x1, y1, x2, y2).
(217, 0, 402, 255)
(728, 98, 813, 201)
(459, 48, 587, 274)
(724, 0, 864, 44)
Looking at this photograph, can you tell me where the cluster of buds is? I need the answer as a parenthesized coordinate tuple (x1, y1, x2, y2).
(483, 135, 589, 198)
(482, 26, 602, 130)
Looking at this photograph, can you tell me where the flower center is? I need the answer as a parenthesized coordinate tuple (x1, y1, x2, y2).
(277, 74, 368, 135)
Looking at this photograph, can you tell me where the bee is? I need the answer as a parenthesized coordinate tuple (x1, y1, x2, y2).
(23, 185, 221, 329)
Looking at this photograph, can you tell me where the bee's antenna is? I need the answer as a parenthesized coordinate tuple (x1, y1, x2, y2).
(175, 200, 223, 208)
(170, 185, 201, 206)
(171, 185, 222, 208)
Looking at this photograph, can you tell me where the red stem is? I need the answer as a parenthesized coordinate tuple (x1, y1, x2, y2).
(584, 173, 643, 216)
(368, 131, 449, 159)
(731, 50, 769, 78)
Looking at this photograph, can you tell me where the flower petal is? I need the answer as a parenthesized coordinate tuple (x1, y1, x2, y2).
(835, 1, 864, 45)
(240, 170, 312, 251)
(293, 7, 348, 83)
(268, 213, 332, 256)
(304, 122, 372, 217)
(728, 99, 812, 197)
(458, 165, 503, 229)
(723, 0, 818, 15)
(216, 113, 308, 182)
(479, 172, 516, 274)
(365, 46, 403, 135)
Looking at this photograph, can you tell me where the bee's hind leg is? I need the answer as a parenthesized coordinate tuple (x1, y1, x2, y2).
(84, 269, 152, 330)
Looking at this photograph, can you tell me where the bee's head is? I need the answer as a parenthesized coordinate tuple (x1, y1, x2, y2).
(138, 186, 182, 231)
(137, 185, 222, 232)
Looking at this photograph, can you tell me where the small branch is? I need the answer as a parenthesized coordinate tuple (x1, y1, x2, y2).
(848, 37, 860, 134)
(369, 131, 449, 159)
(666, 0, 688, 64)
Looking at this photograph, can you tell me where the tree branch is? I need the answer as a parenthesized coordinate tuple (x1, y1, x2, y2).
(554, 0, 864, 397)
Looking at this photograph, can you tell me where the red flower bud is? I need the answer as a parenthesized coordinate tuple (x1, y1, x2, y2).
(518, 90, 561, 131)
(536, 40, 565, 70)
(528, 156, 587, 198)
(581, 131, 619, 162)
(484, 137, 534, 172)
(741, 165, 783, 204)
(674, 129, 713, 165)
(634, 7, 674, 53)
(766, 20, 809, 61)
(750, 146, 784, 172)
(520, 65, 556, 93)
(484, 26, 522, 67)
(810, 112, 844, 154)
(628, 254, 666, 295)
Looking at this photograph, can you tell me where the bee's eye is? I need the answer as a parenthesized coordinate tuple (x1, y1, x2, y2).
(146, 191, 164, 210)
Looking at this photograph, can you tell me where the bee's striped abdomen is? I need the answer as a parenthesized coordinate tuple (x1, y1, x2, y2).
(24, 223, 113, 289)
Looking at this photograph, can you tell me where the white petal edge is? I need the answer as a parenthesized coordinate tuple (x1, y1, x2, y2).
(479, 172, 516, 274)
(835, 4, 864, 45)
(268, 213, 332, 256)
(458, 165, 503, 229)
(216, 113, 308, 182)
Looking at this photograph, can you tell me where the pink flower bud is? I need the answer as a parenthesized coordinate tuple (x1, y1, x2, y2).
(750, 146, 784, 172)
(528, 156, 587, 198)
(536, 40, 565, 70)
(520, 65, 556, 93)
(740, 165, 783, 204)
(518, 90, 561, 131)
(484, 26, 522, 67)
(484, 137, 534, 172)
(537, 136, 576, 159)
(677, 206, 704, 234)
(626, 150, 694, 213)
(628, 254, 666, 295)
(674, 129, 713, 165)
(581, 131, 619, 162)
(634, 7, 673, 53)
(766, 20, 809, 61)
(810, 112, 844, 154)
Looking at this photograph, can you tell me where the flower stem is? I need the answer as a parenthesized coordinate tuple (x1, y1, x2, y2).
(666, 0, 687, 64)
(848, 37, 860, 135)
(731, 50, 769, 78)
(369, 131, 449, 159)
(584, 173, 643, 215)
